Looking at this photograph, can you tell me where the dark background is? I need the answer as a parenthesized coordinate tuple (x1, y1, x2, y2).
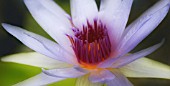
(0, 0, 169, 86)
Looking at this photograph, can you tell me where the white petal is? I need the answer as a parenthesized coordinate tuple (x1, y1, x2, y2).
(71, 0, 98, 29)
(120, 57, 170, 79)
(89, 69, 115, 83)
(2, 24, 77, 64)
(42, 67, 88, 78)
(36, 0, 70, 18)
(98, 40, 163, 68)
(14, 73, 65, 86)
(99, 0, 133, 44)
(1, 52, 71, 69)
(76, 75, 103, 86)
(24, 0, 74, 53)
(100, 0, 122, 11)
(107, 69, 133, 86)
(119, 0, 170, 55)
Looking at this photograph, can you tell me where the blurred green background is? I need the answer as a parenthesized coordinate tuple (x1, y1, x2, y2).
(0, 0, 170, 86)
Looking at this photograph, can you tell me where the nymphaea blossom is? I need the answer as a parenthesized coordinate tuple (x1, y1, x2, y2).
(2, 0, 170, 86)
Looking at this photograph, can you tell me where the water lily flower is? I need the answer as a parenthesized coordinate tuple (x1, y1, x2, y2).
(2, 0, 170, 86)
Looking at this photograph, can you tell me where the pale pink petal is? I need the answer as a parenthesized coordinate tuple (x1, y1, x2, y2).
(24, 0, 74, 54)
(71, 0, 98, 29)
(2, 24, 77, 64)
(118, 0, 170, 55)
(14, 73, 65, 86)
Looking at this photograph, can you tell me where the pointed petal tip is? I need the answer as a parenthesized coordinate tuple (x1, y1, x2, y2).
(160, 38, 165, 44)
(1, 56, 9, 62)
(0, 55, 17, 63)
(1, 23, 6, 26)
(1, 23, 17, 33)
(0, 53, 21, 63)
(2, 23, 10, 29)
(1, 57, 6, 62)
(155, 39, 165, 49)
(0, 53, 19, 63)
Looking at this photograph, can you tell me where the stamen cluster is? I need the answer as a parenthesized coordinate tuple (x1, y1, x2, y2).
(68, 20, 111, 66)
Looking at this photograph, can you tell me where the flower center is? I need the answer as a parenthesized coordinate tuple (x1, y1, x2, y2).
(68, 20, 111, 68)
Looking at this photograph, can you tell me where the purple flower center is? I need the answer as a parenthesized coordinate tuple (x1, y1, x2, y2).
(68, 20, 112, 68)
